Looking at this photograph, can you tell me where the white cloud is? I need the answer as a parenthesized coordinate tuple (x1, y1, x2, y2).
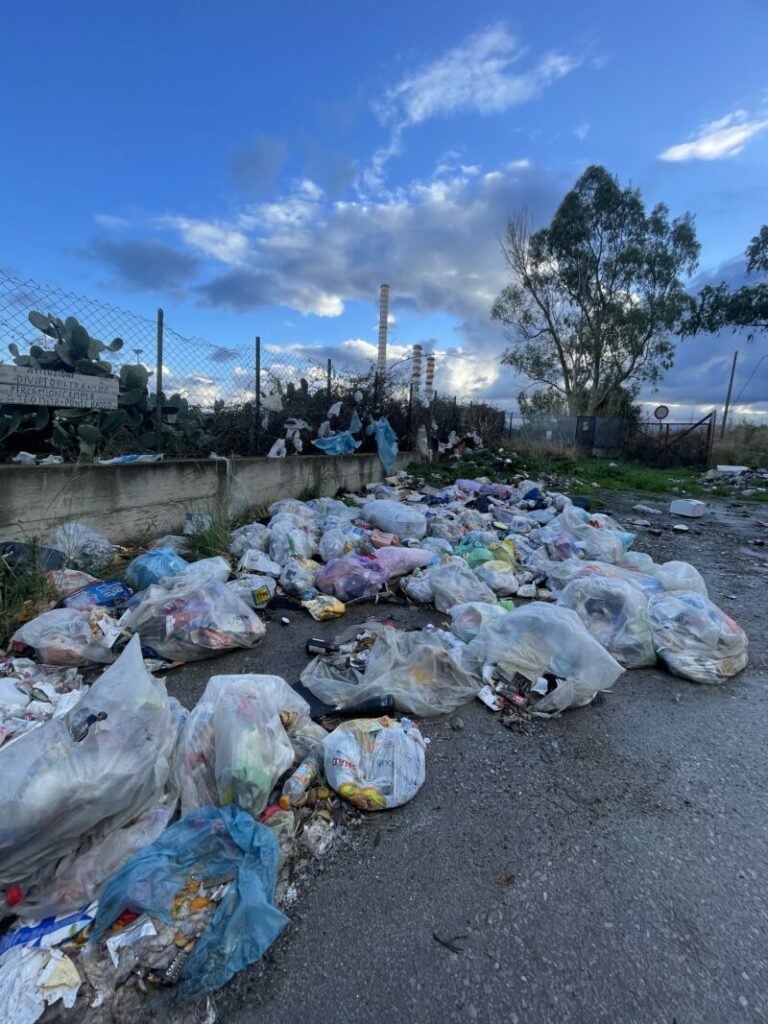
(94, 213, 129, 229)
(574, 122, 590, 140)
(659, 108, 768, 162)
(157, 216, 250, 263)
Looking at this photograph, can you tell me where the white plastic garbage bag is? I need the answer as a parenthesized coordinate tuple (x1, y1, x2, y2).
(647, 591, 748, 684)
(237, 549, 282, 576)
(268, 519, 317, 564)
(400, 568, 434, 604)
(177, 674, 321, 816)
(557, 576, 656, 668)
(324, 717, 427, 811)
(226, 574, 276, 608)
(302, 623, 480, 716)
(173, 556, 231, 586)
(361, 499, 427, 540)
(654, 560, 708, 597)
(120, 580, 266, 662)
(48, 523, 113, 575)
(229, 523, 270, 557)
(0, 637, 181, 896)
(449, 602, 508, 643)
(429, 557, 497, 612)
(373, 546, 434, 578)
(474, 559, 519, 596)
(530, 506, 628, 563)
(10, 608, 119, 667)
(463, 605, 624, 714)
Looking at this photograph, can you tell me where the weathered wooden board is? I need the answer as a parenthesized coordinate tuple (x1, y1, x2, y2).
(0, 366, 119, 409)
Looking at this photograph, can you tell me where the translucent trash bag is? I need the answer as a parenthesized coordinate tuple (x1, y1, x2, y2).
(449, 601, 507, 643)
(429, 557, 497, 612)
(647, 590, 748, 684)
(474, 559, 519, 596)
(557, 576, 656, 668)
(361, 499, 427, 540)
(125, 547, 189, 590)
(229, 523, 270, 558)
(48, 523, 113, 575)
(654, 560, 708, 597)
(314, 555, 388, 602)
(11, 608, 118, 667)
(373, 546, 434, 578)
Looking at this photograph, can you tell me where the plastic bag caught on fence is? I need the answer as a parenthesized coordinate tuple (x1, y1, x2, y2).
(373, 546, 434, 578)
(301, 623, 480, 716)
(11, 608, 119, 666)
(48, 523, 113, 575)
(429, 557, 497, 612)
(557, 576, 656, 668)
(324, 717, 427, 811)
(463, 605, 624, 714)
(177, 674, 316, 816)
(647, 591, 748, 684)
(229, 523, 270, 558)
(449, 601, 508, 643)
(362, 499, 427, 540)
(226, 574, 276, 609)
(654, 560, 708, 597)
(0, 637, 181, 897)
(125, 547, 189, 590)
(366, 417, 398, 476)
(315, 555, 388, 602)
(121, 580, 266, 662)
(312, 431, 362, 455)
(90, 805, 288, 997)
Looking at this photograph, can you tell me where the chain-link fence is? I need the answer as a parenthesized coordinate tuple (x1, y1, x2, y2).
(0, 268, 506, 460)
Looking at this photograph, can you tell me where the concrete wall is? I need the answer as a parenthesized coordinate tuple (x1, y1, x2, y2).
(0, 452, 417, 543)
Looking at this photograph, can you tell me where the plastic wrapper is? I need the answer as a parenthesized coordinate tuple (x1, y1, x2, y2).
(647, 591, 748, 684)
(373, 546, 434, 578)
(237, 549, 282, 577)
(46, 569, 98, 597)
(315, 555, 388, 602)
(302, 595, 346, 621)
(324, 717, 427, 810)
(463, 605, 624, 714)
(557, 576, 656, 668)
(10, 608, 119, 666)
(226, 574, 276, 608)
(474, 559, 519, 596)
(654, 560, 708, 597)
(48, 523, 113, 575)
(429, 557, 497, 612)
(302, 623, 480, 716)
(530, 506, 628, 563)
(121, 580, 266, 662)
(0, 637, 181, 897)
(362, 499, 427, 540)
(279, 559, 320, 600)
(0, 947, 81, 1023)
(177, 673, 316, 816)
(449, 601, 508, 643)
(125, 547, 189, 590)
(91, 805, 288, 997)
(63, 578, 133, 611)
(229, 523, 270, 558)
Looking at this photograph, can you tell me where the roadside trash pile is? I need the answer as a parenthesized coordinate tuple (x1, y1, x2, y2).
(0, 467, 749, 1022)
(701, 464, 768, 496)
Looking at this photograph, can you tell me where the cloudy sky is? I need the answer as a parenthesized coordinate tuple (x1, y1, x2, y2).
(2, 1, 767, 419)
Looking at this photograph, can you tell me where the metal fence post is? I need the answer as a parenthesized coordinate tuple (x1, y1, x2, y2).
(254, 336, 261, 456)
(155, 308, 163, 454)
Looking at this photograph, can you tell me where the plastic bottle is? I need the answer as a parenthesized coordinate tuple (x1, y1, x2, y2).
(280, 748, 323, 806)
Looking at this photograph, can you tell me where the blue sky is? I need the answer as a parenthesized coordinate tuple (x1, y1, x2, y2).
(2, 1, 767, 417)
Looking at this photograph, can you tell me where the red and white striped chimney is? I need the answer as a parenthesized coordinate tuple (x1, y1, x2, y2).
(412, 343, 423, 396)
(425, 353, 435, 401)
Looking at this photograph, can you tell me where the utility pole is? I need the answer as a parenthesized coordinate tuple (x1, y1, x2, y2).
(720, 350, 738, 439)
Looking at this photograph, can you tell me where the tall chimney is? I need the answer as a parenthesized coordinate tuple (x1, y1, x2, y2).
(412, 343, 423, 395)
(425, 353, 435, 401)
(377, 283, 389, 377)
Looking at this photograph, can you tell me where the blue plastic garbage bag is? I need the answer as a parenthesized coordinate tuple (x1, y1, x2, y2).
(366, 417, 398, 475)
(312, 431, 362, 455)
(125, 547, 189, 590)
(91, 805, 288, 996)
(349, 409, 363, 434)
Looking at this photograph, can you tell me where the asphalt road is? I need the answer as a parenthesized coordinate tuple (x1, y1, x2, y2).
(156, 494, 768, 1024)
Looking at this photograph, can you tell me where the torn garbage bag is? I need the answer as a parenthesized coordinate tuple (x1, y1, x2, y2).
(90, 805, 288, 997)
(324, 717, 427, 811)
(315, 555, 388, 603)
(177, 674, 321, 816)
(647, 591, 748, 684)
(10, 608, 119, 666)
(301, 623, 480, 716)
(0, 637, 181, 899)
(463, 605, 624, 714)
(120, 580, 265, 662)
(557, 576, 656, 668)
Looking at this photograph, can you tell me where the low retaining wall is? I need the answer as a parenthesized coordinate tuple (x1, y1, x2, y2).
(0, 452, 417, 544)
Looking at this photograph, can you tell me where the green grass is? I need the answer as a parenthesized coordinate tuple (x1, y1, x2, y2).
(0, 544, 58, 647)
(183, 501, 233, 561)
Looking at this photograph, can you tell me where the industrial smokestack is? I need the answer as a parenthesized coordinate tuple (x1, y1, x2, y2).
(377, 283, 389, 377)
(425, 353, 435, 401)
(412, 343, 423, 395)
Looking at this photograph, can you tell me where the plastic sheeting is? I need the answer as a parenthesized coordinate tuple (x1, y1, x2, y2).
(449, 601, 508, 643)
